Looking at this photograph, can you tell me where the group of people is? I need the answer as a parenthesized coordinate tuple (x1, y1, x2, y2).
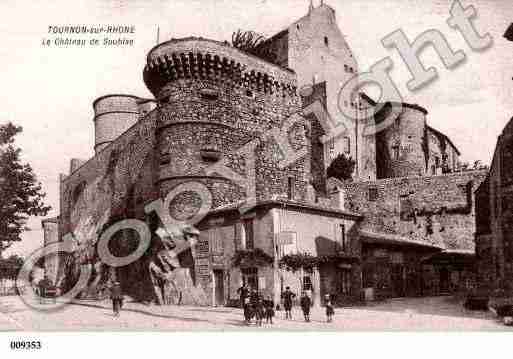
(237, 284, 335, 325)
(237, 285, 275, 325)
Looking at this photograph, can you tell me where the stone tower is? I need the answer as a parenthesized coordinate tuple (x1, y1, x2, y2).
(256, 2, 369, 180)
(143, 37, 305, 213)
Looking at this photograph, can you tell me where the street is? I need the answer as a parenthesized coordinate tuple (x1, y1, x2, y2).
(0, 295, 510, 331)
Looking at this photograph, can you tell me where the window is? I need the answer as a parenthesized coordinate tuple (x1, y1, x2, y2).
(400, 197, 414, 221)
(393, 144, 400, 160)
(368, 187, 378, 201)
(210, 228, 224, 254)
(329, 141, 335, 159)
(243, 218, 254, 250)
(340, 224, 347, 252)
(343, 136, 350, 154)
(324, 36, 329, 46)
(303, 276, 312, 291)
(287, 176, 295, 200)
(344, 64, 348, 72)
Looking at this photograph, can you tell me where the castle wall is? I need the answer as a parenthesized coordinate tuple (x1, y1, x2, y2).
(357, 94, 377, 181)
(59, 110, 159, 300)
(343, 171, 487, 251)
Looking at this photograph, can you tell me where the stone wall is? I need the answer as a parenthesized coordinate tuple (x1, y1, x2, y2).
(343, 171, 487, 251)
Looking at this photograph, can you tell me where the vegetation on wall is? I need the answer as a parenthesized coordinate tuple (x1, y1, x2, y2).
(230, 30, 277, 65)
(279, 252, 359, 272)
(232, 248, 274, 268)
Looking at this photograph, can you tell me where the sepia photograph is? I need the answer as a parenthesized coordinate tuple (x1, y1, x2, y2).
(1, 0, 513, 352)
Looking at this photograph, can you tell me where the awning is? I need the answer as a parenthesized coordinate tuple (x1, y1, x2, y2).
(359, 230, 444, 250)
(422, 249, 475, 265)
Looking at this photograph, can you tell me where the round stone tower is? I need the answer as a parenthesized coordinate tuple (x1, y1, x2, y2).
(93, 94, 140, 154)
(143, 37, 301, 211)
(376, 103, 428, 179)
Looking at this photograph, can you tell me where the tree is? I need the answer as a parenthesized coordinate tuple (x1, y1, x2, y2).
(0, 122, 51, 258)
(0, 254, 24, 280)
(326, 153, 356, 182)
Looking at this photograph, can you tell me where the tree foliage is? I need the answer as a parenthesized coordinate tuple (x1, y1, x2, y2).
(279, 252, 359, 272)
(232, 248, 274, 268)
(326, 153, 356, 182)
(0, 123, 51, 256)
(0, 254, 24, 280)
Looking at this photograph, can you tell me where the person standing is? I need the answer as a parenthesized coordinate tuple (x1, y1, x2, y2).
(325, 294, 334, 323)
(281, 286, 296, 320)
(236, 284, 249, 309)
(110, 281, 123, 317)
(263, 295, 275, 324)
(300, 292, 312, 322)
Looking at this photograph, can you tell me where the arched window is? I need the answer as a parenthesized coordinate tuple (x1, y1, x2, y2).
(324, 36, 329, 46)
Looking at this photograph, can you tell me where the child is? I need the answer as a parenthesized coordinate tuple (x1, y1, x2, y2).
(300, 292, 312, 322)
(110, 281, 123, 317)
(325, 294, 334, 323)
(264, 296, 275, 324)
(243, 296, 252, 325)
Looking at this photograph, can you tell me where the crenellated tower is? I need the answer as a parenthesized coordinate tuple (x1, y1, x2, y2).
(143, 37, 308, 211)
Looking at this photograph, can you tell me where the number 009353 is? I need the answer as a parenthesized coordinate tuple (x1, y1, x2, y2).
(10, 341, 42, 350)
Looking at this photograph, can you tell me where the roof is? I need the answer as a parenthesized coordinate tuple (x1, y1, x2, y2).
(421, 249, 475, 264)
(359, 230, 443, 250)
(427, 125, 461, 156)
(206, 198, 363, 220)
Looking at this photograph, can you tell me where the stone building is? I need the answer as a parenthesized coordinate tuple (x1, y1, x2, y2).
(475, 118, 513, 292)
(42, 2, 477, 307)
(474, 27, 513, 295)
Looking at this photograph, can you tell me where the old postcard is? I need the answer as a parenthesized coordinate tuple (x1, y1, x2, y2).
(1, 0, 513, 354)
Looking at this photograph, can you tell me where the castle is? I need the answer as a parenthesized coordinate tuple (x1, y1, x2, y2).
(42, 3, 486, 307)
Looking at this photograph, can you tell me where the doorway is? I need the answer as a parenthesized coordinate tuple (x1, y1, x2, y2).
(439, 267, 449, 294)
(213, 269, 224, 306)
(391, 264, 405, 298)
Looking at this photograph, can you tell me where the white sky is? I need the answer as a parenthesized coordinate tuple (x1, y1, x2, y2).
(1, 0, 512, 257)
